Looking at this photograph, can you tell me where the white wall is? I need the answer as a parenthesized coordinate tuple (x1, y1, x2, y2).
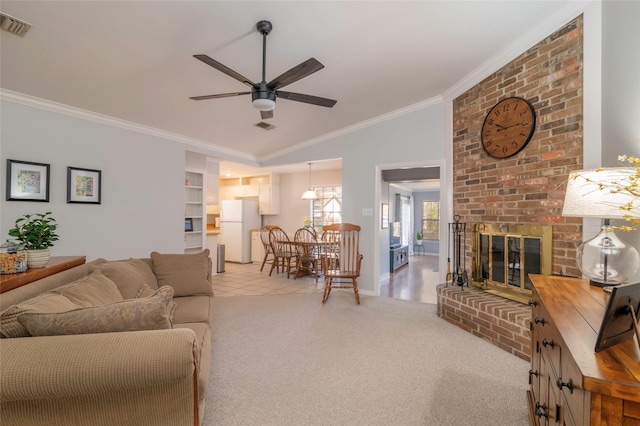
(601, 0, 640, 282)
(1, 101, 187, 261)
(263, 102, 446, 295)
(602, 1, 640, 166)
(262, 168, 342, 237)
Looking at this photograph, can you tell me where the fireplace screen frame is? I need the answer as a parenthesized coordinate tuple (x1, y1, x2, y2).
(472, 223, 553, 303)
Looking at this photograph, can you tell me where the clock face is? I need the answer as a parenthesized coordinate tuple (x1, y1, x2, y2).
(481, 97, 536, 159)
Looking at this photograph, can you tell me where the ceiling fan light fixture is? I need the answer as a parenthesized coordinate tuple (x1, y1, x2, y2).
(252, 98, 276, 111)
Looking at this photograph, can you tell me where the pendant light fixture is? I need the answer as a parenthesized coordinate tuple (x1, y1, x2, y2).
(301, 162, 318, 200)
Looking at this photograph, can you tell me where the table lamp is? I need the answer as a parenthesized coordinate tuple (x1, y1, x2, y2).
(562, 168, 640, 287)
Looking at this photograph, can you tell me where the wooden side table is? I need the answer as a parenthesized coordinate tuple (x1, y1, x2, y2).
(0, 256, 86, 294)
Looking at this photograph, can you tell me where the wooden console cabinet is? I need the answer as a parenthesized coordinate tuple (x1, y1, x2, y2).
(0, 256, 86, 294)
(528, 274, 640, 425)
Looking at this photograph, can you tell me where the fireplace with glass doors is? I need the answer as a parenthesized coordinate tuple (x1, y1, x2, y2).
(471, 223, 553, 304)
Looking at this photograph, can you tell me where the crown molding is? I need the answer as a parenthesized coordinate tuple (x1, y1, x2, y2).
(260, 95, 443, 162)
(0, 89, 256, 162)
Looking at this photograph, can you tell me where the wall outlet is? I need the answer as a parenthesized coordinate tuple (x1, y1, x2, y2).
(362, 208, 373, 216)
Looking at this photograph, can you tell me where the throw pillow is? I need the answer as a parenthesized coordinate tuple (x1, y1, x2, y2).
(137, 284, 177, 326)
(101, 259, 159, 299)
(150, 250, 213, 297)
(54, 270, 123, 307)
(17, 286, 174, 337)
(0, 293, 80, 338)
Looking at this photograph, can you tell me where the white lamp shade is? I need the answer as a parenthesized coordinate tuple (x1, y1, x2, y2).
(252, 98, 275, 111)
(301, 189, 318, 200)
(562, 168, 636, 219)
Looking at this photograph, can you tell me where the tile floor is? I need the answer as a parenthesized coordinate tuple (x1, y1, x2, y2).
(213, 254, 440, 304)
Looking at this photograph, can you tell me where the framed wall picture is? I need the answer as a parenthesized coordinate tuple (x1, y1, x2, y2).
(185, 218, 194, 232)
(595, 282, 640, 352)
(67, 167, 102, 204)
(6, 159, 50, 202)
(381, 203, 389, 229)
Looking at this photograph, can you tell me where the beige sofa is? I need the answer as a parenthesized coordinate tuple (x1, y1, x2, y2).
(0, 250, 214, 426)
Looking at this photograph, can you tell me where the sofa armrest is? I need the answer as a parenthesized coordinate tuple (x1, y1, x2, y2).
(1, 328, 198, 401)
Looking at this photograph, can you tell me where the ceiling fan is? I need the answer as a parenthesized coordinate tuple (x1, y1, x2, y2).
(190, 20, 337, 120)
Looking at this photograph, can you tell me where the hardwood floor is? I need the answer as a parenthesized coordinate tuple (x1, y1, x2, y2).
(380, 254, 440, 304)
(213, 254, 440, 304)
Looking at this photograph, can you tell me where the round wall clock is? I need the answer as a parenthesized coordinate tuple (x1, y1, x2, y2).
(481, 97, 536, 159)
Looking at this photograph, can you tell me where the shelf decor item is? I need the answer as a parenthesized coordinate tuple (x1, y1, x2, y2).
(7, 212, 59, 268)
(67, 167, 102, 204)
(5, 159, 50, 202)
(562, 159, 639, 286)
(0, 240, 27, 274)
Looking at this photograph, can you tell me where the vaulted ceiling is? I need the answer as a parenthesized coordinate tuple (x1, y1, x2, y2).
(0, 1, 583, 169)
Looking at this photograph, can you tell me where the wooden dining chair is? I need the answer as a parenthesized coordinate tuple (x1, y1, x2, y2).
(321, 223, 363, 304)
(293, 228, 321, 282)
(268, 227, 297, 278)
(259, 226, 276, 272)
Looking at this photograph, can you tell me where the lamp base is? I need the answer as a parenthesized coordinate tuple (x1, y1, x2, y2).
(577, 223, 640, 289)
(588, 278, 621, 288)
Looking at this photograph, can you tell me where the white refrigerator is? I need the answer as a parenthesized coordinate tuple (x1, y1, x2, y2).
(219, 200, 262, 263)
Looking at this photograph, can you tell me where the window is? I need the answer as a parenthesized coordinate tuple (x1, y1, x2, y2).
(421, 201, 440, 240)
(310, 186, 342, 232)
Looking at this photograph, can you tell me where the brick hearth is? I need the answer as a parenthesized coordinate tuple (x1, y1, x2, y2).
(436, 284, 531, 362)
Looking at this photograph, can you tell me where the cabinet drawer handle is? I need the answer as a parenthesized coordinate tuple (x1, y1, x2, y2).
(535, 402, 549, 418)
(556, 377, 573, 393)
(528, 300, 538, 307)
(529, 369, 539, 377)
(534, 317, 545, 325)
(542, 338, 554, 348)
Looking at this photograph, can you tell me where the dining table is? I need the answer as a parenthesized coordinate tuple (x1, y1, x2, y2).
(279, 239, 331, 279)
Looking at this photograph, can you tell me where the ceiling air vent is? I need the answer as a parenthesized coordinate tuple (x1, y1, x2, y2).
(0, 12, 31, 37)
(254, 122, 276, 131)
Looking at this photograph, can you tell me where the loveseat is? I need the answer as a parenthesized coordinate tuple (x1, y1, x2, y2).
(0, 250, 214, 426)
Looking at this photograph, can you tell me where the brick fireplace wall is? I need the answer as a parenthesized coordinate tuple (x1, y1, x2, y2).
(452, 15, 584, 278)
(437, 284, 531, 362)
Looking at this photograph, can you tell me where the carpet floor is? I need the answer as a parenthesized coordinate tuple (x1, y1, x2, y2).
(204, 292, 530, 426)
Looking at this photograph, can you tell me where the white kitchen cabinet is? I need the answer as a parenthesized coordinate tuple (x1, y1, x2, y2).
(236, 184, 259, 198)
(258, 184, 280, 215)
(218, 173, 280, 215)
(251, 230, 264, 263)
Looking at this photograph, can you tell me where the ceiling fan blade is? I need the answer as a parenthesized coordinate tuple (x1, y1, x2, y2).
(260, 110, 274, 120)
(276, 91, 337, 108)
(267, 58, 324, 90)
(189, 91, 251, 101)
(193, 54, 255, 88)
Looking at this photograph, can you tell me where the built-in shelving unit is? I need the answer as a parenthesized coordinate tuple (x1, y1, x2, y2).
(184, 169, 206, 254)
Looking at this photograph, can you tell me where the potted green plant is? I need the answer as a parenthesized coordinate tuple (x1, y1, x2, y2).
(416, 231, 423, 245)
(8, 212, 59, 268)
